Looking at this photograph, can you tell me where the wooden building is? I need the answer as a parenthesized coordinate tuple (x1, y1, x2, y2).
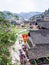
(28, 29, 49, 59)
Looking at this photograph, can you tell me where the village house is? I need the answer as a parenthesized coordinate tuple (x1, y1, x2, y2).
(37, 21, 49, 28)
(23, 20, 30, 28)
(44, 16, 49, 21)
(28, 29, 49, 59)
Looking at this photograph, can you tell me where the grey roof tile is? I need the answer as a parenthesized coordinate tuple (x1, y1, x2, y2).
(30, 29, 49, 44)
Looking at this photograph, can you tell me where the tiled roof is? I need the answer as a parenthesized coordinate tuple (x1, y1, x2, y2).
(30, 29, 49, 44)
(37, 21, 49, 28)
(28, 44, 49, 59)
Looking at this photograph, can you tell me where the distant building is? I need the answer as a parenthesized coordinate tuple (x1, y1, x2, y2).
(16, 20, 24, 24)
(11, 20, 20, 25)
(37, 21, 49, 28)
(32, 15, 42, 22)
(23, 21, 30, 27)
(44, 16, 49, 21)
(32, 15, 49, 22)
(11, 19, 24, 27)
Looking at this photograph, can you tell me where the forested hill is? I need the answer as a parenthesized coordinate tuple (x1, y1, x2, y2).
(0, 11, 41, 20)
(18, 12, 41, 20)
(0, 10, 18, 65)
(0, 11, 19, 20)
(42, 9, 49, 16)
(29, 9, 49, 20)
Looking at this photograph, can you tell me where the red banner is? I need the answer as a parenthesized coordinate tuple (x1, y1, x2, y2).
(22, 34, 28, 44)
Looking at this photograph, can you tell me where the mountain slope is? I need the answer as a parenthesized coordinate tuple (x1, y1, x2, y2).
(18, 12, 41, 20)
(0, 11, 19, 20)
(0, 11, 41, 21)
(30, 9, 49, 21)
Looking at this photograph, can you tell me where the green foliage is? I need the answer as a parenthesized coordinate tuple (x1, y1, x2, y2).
(0, 54, 12, 65)
(0, 11, 5, 21)
(0, 45, 11, 65)
(0, 16, 4, 21)
(0, 18, 17, 65)
(15, 15, 19, 20)
(7, 12, 13, 16)
(0, 11, 19, 20)
(0, 20, 17, 45)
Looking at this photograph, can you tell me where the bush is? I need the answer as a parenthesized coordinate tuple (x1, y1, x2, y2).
(0, 19, 17, 65)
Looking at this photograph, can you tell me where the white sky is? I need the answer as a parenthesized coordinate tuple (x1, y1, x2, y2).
(0, 0, 49, 13)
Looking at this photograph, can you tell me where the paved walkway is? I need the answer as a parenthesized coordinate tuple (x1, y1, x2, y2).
(9, 29, 29, 64)
(25, 61, 31, 65)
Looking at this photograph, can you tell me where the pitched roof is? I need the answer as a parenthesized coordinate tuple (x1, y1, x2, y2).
(30, 29, 49, 44)
(37, 21, 49, 28)
(28, 44, 49, 59)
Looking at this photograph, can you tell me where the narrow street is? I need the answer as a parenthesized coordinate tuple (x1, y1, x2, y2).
(9, 29, 30, 65)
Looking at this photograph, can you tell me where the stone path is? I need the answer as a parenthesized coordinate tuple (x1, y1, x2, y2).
(9, 29, 30, 64)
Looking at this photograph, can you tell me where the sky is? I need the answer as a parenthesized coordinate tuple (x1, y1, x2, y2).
(0, 0, 49, 13)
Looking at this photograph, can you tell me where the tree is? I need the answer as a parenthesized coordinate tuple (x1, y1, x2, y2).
(0, 17, 17, 65)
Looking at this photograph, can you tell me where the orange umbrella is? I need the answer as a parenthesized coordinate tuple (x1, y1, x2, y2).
(22, 34, 28, 44)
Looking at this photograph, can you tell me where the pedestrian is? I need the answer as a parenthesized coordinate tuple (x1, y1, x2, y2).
(19, 49, 26, 64)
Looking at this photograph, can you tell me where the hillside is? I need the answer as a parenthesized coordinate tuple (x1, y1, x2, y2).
(0, 11, 19, 20)
(43, 9, 49, 16)
(0, 11, 41, 21)
(29, 9, 49, 21)
(18, 12, 41, 20)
